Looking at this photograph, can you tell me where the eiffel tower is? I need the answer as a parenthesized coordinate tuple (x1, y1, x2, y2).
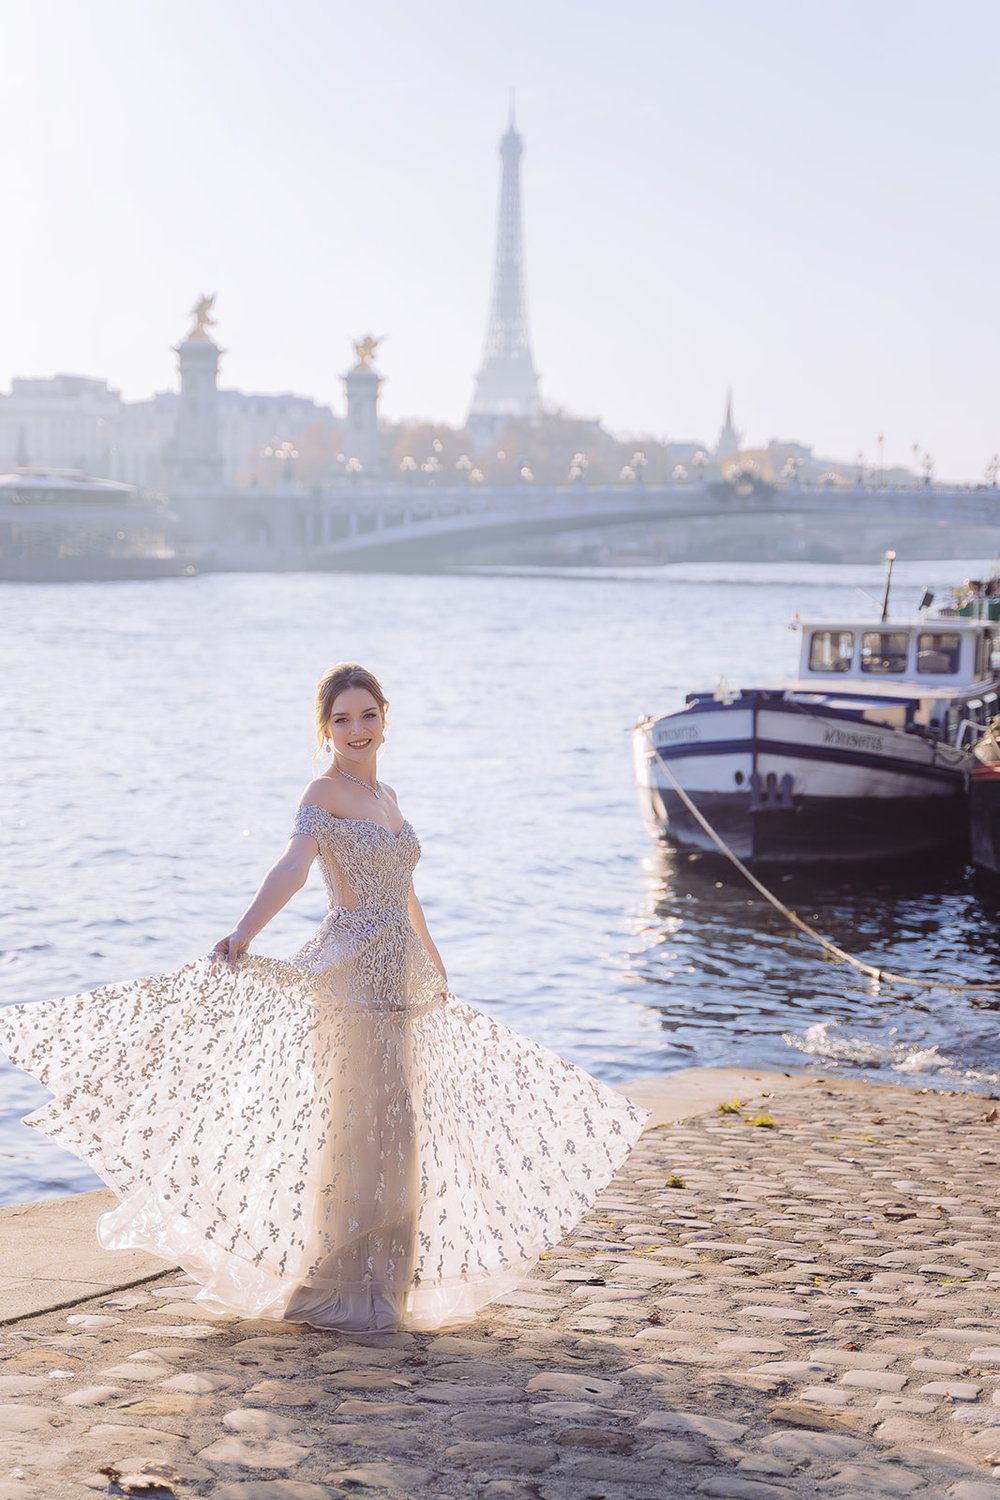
(467, 98, 542, 440)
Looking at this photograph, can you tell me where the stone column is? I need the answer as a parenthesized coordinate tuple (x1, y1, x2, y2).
(342, 337, 383, 477)
(164, 298, 224, 489)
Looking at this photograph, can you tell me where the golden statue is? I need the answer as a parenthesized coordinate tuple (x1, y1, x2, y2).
(352, 333, 384, 368)
(187, 294, 217, 342)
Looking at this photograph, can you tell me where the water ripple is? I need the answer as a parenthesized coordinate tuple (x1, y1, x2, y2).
(1, 559, 999, 1204)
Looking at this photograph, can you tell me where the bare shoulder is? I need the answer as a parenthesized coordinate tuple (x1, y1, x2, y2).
(299, 777, 346, 814)
(380, 781, 399, 804)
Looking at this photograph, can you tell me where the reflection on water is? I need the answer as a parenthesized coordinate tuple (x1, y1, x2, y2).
(626, 844, 1000, 1090)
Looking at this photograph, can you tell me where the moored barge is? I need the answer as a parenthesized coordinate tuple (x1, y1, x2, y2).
(633, 576, 1000, 866)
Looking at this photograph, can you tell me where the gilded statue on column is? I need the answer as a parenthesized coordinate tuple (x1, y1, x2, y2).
(352, 334, 384, 369)
(187, 294, 218, 342)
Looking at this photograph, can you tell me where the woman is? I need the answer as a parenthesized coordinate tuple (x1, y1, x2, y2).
(0, 662, 648, 1332)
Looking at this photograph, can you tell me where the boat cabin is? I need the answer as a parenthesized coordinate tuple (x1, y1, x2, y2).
(798, 620, 996, 686)
(792, 617, 1000, 744)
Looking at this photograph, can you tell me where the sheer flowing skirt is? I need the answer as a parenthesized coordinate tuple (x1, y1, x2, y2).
(0, 910, 649, 1331)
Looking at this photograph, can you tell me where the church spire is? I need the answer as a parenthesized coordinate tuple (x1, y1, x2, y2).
(467, 102, 542, 440)
(715, 388, 742, 460)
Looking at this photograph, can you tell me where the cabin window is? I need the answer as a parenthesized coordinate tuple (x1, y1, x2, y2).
(809, 629, 854, 673)
(916, 632, 961, 675)
(860, 631, 908, 674)
(976, 632, 995, 679)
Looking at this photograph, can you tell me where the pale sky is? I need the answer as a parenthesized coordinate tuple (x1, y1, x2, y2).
(2, 0, 997, 479)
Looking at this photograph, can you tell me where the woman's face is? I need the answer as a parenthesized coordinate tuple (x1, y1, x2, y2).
(326, 686, 386, 762)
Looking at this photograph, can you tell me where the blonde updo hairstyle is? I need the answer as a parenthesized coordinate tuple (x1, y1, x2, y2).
(315, 662, 390, 753)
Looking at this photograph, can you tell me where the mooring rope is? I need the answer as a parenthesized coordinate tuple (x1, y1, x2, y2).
(656, 758, 1000, 993)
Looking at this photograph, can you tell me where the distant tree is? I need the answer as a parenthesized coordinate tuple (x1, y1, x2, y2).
(473, 414, 622, 485)
(295, 421, 346, 487)
(372, 413, 733, 489)
(723, 447, 776, 483)
(232, 420, 345, 490)
(387, 422, 480, 483)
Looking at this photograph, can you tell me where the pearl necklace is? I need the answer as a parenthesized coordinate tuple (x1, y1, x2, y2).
(337, 764, 382, 799)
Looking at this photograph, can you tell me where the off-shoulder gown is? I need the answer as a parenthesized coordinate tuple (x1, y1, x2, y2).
(0, 805, 649, 1331)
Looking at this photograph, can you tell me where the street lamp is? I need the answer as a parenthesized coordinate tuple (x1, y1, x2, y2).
(263, 438, 300, 486)
(263, 439, 299, 463)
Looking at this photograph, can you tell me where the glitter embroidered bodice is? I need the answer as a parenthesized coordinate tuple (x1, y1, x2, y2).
(0, 802, 649, 1335)
(288, 806, 438, 1010)
(290, 805, 419, 916)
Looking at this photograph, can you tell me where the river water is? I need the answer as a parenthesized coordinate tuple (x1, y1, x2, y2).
(1, 558, 998, 1204)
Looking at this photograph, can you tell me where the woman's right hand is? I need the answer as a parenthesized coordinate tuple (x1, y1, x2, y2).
(212, 930, 250, 968)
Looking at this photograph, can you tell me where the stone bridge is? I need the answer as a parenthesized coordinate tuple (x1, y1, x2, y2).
(172, 479, 1000, 570)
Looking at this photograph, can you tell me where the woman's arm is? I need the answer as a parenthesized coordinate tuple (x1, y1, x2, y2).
(213, 833, 317, 966)
(407, 881, 447, 989)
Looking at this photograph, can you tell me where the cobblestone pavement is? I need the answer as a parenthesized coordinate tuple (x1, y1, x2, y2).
(3, 1076, 1000, 1500)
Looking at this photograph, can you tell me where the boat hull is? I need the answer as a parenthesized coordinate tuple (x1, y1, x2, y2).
(970, 764, 1000, 875)
(634, 695, 968, 866)
(0, 554, 191, 582)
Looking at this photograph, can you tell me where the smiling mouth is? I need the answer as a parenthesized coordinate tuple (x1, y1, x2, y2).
(348, 739, 371, 748)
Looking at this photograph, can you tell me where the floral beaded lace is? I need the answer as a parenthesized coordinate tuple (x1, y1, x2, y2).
(0, 807, 649, 1331)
